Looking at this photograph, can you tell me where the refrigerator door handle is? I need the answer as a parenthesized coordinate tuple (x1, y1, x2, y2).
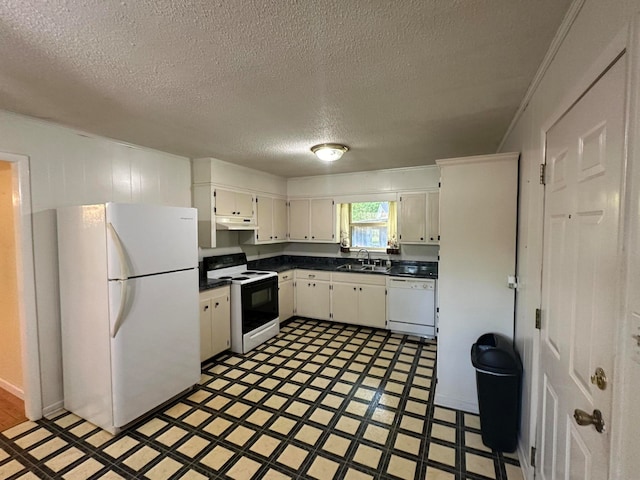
(111, 279, 129, 338)
(107, 222, 131, 280)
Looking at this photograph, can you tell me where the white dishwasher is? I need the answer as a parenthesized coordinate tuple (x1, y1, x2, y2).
(386, 277, 436, 337)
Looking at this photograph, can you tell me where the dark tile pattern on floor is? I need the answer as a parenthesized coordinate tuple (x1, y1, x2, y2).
(0, 319, 522, 479)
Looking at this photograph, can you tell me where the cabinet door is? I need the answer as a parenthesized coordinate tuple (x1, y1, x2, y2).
(214, 188, 236, 216)
(278, 279, 294, 322)
(427, 191, 440, 243)
(289, 199, 310, 240)
(399, 193, 427, 243)
(358, 285, 386, 328)
(295, 280, 330, 320)
(273, 198, 288, 241)
(312, 282, 332, 320)
(310, 199, 335, 241)
(199, 297, 213, 361)
(332, 282, 358, 324)
(256, 196, 274, 242)
(295, 280, 315, 317)
(235, 192, 254, 217)
(211, 290, 230, 356)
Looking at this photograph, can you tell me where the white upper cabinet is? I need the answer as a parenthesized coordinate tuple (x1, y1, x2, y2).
(427, 190, 440, 243)
(256, 195, 274, 242)
(288, 198, 336, 243)
(310, 198, 335, 241)
(248, 195, 288, 244)
(273, 198, 288, 241)
(399, 191, 439, 245)
(399, 192, 427, 243)
(288, 199, 310, 240)
(215, 188, 253, 217)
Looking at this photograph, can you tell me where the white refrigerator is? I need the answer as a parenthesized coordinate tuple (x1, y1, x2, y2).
(57, 202, 200, 434)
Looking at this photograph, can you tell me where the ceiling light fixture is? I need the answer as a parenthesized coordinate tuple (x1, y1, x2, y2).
(310, 143, 349, 162)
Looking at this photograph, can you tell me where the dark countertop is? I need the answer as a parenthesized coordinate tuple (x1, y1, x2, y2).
(199, 278, 231, 292)
(199, 255, 437, 291)
(247, 255, 438, 279)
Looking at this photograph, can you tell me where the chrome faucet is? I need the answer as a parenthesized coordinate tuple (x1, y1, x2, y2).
(357, 249, 371, 265)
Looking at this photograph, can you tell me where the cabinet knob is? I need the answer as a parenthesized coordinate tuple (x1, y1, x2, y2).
(215, 302, 219, 307)
(270, 236, 273, 239)
(420, 237, 424, 240)
(305, 235, 308, 239)
(353, 287, 356, 291)
(204, 305, 209, 311)
(359, 287, 362, 291)
(312, 236, 315, 239)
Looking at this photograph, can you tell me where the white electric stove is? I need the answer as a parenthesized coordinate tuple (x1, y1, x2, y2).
(205, 253, 279, 354)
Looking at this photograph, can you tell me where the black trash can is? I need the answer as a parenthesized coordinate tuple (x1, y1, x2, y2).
(470, 333, 522, 452)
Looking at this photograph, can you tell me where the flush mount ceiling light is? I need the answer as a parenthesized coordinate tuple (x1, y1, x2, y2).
(310, 143, 349, 162)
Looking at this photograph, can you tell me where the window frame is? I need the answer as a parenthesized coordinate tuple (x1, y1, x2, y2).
(348, 201, 391, 251)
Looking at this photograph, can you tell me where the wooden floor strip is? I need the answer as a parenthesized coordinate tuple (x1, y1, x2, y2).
(0, 387, 27, 432)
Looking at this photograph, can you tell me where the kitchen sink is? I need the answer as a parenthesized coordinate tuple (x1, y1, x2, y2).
(336, 264, 390, 273)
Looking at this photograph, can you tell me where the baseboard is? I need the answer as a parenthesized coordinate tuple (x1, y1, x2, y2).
(434, 392, 479, 414)
(517, 442, 534, 480)
(0, 377, 24, 399)
(42, 400, 64, 419)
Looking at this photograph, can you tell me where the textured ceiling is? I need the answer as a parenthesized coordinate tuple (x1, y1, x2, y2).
(0, 0, 571, 177)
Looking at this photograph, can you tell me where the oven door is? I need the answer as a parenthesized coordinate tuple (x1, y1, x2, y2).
(241, 277, 279, 334)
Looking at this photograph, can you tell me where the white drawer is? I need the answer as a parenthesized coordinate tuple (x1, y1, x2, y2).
(295, 269, 331, 281)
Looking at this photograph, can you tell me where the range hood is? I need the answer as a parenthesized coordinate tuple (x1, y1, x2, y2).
(215, 216, 258, 230)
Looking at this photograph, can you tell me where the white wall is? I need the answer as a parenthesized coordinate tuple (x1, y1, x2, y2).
(500, 1, 639, 477)
(287, 165, 440, 197)
(0, 110, 191, 414)
(193, 157, 287, 195)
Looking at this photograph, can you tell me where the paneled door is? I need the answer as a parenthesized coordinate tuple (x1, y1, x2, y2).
(538, 55, 625, 479)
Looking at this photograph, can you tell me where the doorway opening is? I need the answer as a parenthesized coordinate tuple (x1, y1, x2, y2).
(0, 160, 28, 430)
(0, 153, 42, 423)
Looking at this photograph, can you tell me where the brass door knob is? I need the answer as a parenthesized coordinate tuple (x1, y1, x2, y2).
(573, 409, 605, 433)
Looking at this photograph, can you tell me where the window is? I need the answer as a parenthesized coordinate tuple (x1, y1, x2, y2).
(344, 201, 397, 250)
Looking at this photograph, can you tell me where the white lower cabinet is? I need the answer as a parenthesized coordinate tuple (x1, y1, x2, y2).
(199, 286, 230, 361)
(331, 272, 386, 328)
(291, 270, 387, 328)
(295, 270, 331, 320)
(278, 270, 294, 322)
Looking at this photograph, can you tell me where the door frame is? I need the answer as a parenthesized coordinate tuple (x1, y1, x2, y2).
(1, 151, 42, 420)
(532, 20, 636, 479)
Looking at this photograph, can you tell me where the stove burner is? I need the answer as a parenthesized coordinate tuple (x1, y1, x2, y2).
(242, 271, 269, 275)
(218, 276, 233, 279)
(233, 276, 250, 280)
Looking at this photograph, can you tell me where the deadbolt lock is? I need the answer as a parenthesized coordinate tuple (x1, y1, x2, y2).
(574, 408, 605, 433)
(590, 367, 607, 390)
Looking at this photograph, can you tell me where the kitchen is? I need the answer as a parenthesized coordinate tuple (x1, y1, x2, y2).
(1, 1, 639, 480)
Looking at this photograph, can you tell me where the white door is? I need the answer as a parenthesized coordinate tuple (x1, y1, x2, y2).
(538, 56, 625, 480)
(110, 268, 200, 427)
(106, 203, 198, 278)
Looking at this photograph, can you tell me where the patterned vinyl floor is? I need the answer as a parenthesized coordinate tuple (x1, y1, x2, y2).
(0, 319, 523, 480)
